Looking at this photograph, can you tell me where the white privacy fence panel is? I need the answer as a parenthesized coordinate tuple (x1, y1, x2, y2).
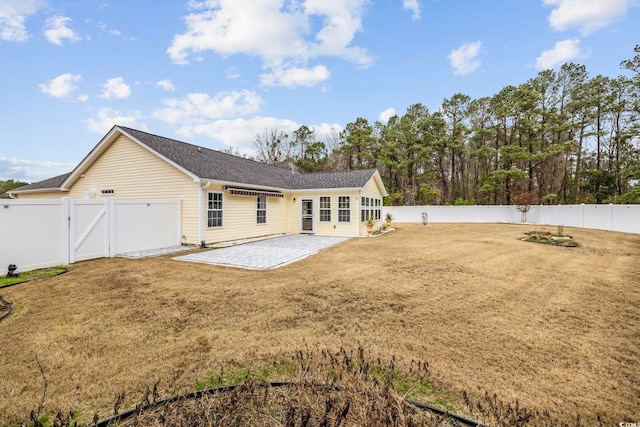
(386, 205, 518, 224)
(0, 200, 67, 272)
(383, 204, 640, 235)
(111, 199, 182, 255)
(1, 198, 181, 274)
(610, 205, 640, 234)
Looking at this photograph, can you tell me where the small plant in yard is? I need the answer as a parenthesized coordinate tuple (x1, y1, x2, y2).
(385, 212, 393, 226)
(513, 192, 537, 223)
(522, 226, 579, 247)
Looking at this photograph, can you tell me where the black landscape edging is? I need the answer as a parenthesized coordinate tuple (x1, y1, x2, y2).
(0, 268, 68, 290)
(0, 295, 13, 322)
(89, 381, 485, 427)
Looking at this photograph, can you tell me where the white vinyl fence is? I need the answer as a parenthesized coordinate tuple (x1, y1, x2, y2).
(383, 204, 640, 235)
(1, 198, 181, 273)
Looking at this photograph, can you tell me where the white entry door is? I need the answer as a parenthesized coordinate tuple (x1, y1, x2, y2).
(301, 199, 314, 233)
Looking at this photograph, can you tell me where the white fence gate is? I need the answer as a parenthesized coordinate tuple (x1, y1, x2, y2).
(1, 198, 181, 272)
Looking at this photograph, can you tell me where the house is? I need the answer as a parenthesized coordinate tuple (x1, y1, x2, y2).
(12, 126, 388, 245)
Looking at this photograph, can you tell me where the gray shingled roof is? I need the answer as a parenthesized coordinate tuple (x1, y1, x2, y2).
(119, 127, 379, 190)
(14, 127, 382, 193)
(9, 172, 70, 193)
(288, 168, 379, 189)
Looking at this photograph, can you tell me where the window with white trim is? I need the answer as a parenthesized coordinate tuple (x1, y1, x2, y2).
(338, 196, 350, 222)
(319, 196, 331, 222)
(361, 196, 382, 221)
(207, 192, 223, 227)
(257, 196, 267, 224)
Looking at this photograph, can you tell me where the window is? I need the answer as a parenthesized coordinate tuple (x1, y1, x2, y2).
(319, 196, 331, 222)
(207, 192, 223, 227)
(361, 196, 382, 221)
(257, 196, 267, 224)
(361, 196, 370, 222)
(338, 196, 350, 222)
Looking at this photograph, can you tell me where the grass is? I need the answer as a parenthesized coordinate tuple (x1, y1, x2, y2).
(0, 267, 67, 289)
(0, 223, 638, 425)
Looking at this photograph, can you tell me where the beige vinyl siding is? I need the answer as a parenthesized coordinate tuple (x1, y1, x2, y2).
(15, 191, 67, 200)
(358, 176, 386, 236)
(66, 134, 200, 245)
(288, 190, 361, 237)
(204, 184, 291, 243)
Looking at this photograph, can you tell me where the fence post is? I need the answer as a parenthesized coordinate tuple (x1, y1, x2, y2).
(581, 203, 585, 228)
(68, 198, 76, 264)
(608, 204, 613, 231)
(108, 198, 116, 257)
(61, 198, 71, 266)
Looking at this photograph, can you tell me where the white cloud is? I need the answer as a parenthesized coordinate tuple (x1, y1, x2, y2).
(260, 64, 330, 87)
(448, 41, 482, 76)
(536, 38, 582, 70)
(0, 155, 76, 182)
(402, 0, 421, 20)
(39, 73, 82, 98)
(97, 22, 137, 41)
(227, 67, 240, 79)
(85, 107, 143, 134)
(44, 16, 81, 46)
(166, 0, 372, 86)
(0, 0, 45, 42)
(100, 77, 131, 99)
(379, 108, 396, 123)
(153, 90, 263, 125)
(543, 0, 638, 35)
(156, 79, 175, 92)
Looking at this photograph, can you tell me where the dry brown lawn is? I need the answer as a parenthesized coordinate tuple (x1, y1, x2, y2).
(1, 223, 639, 425)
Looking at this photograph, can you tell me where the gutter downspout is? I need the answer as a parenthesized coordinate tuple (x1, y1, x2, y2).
(199, 180, 211, 247)
(357, 190, 361, 236)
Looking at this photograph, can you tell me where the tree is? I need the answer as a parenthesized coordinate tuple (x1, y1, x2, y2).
(254, 129, 292, 165)
(296, 140, 329, 172)
(441, 93, 471, 204)
(338, 118, 376, 170)
(0, 179, 29, 198)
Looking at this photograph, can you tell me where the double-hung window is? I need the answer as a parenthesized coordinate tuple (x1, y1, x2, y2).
(361, 196, 381, 221)
(257, 196, 267, 224)
(207, 192, 223, 227)
(319, 196, 331, 222)
(338, 196, 350, 222)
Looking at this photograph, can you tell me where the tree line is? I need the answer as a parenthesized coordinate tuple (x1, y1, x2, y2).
(0, 180, 29, 198)
(255, 46, 640, 205)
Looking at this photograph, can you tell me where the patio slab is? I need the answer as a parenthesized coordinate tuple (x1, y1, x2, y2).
(173, 234, 350, 269)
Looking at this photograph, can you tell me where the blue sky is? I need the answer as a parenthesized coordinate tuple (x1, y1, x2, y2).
(1, 0, 638, 182)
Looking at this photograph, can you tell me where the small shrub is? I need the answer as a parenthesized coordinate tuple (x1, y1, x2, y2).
(522, 228, 579, 247)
